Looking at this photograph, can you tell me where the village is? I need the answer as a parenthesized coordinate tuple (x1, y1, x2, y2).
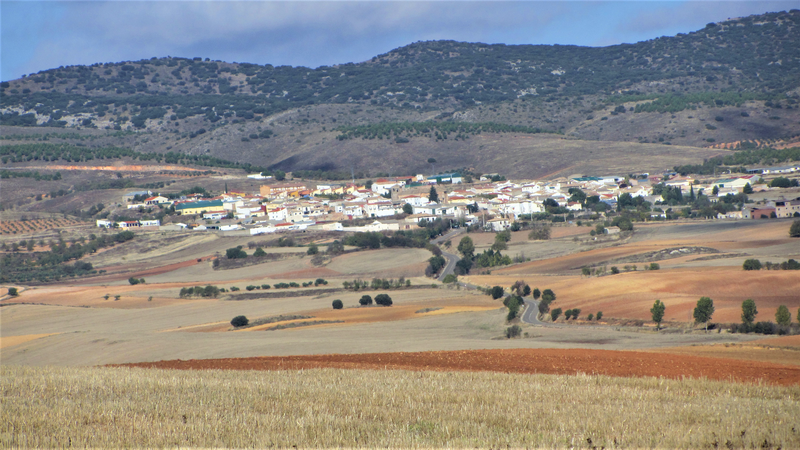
(98, 164, 800, 235)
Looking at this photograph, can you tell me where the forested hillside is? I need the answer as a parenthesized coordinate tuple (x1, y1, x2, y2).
(1, 10, 798, 176)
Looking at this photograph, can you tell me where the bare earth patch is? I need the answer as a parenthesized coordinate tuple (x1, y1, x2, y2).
(120, 348, 800, 386)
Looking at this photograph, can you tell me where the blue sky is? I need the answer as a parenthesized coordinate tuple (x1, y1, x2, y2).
(2, 1, 798, 81)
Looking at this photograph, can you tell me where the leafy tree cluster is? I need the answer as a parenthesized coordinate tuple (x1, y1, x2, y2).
(0, 143, 271, 176)
(0, 230, 133, 283)
(0, 170, 62, 181)
(743, 258, 800, 271)
(179, 285, 221, 298)
(537, 289, 557, 315)
(618, 91, 786, 114)
(769, 177, 800, 188)
(342, 277, 409, 291)
(335, 121, 551, 141)
(503, 295, 524, 321)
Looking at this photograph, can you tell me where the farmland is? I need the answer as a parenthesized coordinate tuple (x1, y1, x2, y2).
(2, 169, 800, 448)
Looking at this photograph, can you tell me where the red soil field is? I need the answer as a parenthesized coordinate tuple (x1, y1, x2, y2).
(120, 348, 800, 386)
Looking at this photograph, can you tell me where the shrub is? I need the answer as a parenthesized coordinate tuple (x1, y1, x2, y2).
(610, 266, 620, 274)
(230, 315, 248, 327)
(253, 247, 266, 257)
(375, 294, 392, 306)
(442, 274, 458, 284)
(230, 286, 240, 291)
(505, 325, 522, 339)
(8, 287, 18, 297)
(307, 244, 319, 255)
(648, 263, 660, 271)
(261, 284, 270, 289)
(359, 295, 373, 306)
(246, 285, 257, 291)
(128, 277, 140, 285)
(528, 224, 551, 240)
(743, 259, 762, 270)
(314, 278, 328, 286)
(332, 299, 343, 310)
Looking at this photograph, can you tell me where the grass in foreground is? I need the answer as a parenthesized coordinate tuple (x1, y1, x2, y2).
(1, 365, 799, 448)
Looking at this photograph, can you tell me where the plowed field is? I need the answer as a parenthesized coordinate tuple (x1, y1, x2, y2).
(121, 348, 800, 386)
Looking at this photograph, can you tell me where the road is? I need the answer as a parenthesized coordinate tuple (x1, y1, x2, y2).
(431, 228, 465, 281)
(430, 228, 550, 327)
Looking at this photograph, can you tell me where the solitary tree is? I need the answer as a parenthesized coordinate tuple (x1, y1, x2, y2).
(693, 297, 715, 330)
(532, 288, 541, 300)
(7, 287, 18, 297)
(650, 299, 666, 330)
(741, 299, 758, 325)
(359, 295, 373, 305)
(457, 236, 475, 260)
(307, 243, 319, 255)
(428, 186, 439, 203)
(791, 220, 800, 238)
(775, 305, 791, 326)
(491, 286, 504, 300)
(541, 289, 556, 302)
(596, 311, 603, 321)
(402, 203, 413, 214)
(551, 308, 563, 321)
(332, 299, 343, 310)
(427, 157, 436, 174)
(230, 315, 248, 327)
(375, 294, 393, 306)
(743, 183, 753, 194)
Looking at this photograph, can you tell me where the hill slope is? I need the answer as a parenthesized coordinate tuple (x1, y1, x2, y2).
(1, 10, 799, 176)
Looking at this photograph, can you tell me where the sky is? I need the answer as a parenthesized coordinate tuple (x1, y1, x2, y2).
(2, 1, 799, 82)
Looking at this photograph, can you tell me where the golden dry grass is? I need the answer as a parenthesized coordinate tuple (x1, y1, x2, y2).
(2, 365, 799, 448)
(0, 333, 59, 349)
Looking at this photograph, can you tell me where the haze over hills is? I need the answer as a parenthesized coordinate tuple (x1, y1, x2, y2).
(1, 10, 799, 178)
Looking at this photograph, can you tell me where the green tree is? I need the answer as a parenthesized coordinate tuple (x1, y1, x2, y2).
(307, 243, 319, 255)
(522, 284, 531, 296)
(505, 324, 522, 338)
(253, 247, 267, 257)
(359, 295, 373, 306)
(226, 247, 247, 259)
(741, 299, 758, 325)
(375, 293, 392, 306)
(402, 203, 413, 214)
(442, 274, 458, 284)
(693, 296, 715, 330)
(332, 299, 343, 310)
(550, 308, 562, 321)
(428, 186, 439, 203)
(230, 315, 248, 327)
(532, 288, 541, 300)
(742, 259, 762, 270)
(128, 277, 140, 285)
(651, 299, 666, 330)
(491, 286, 504, 300)
(775, 305, 791, 326)
(790, 220, 800, 238)
(743, 183, 753, 194)
(596, 311, 603, 321)
(528, 223, 551, 240)
(491, 234, 508, 251)
(7, 287, 18, 297)
(541, 289, 556, 302)
(457, 236, 475, 260)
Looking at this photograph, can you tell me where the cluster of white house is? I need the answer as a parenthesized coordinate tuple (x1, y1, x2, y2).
(101, 171, 799, 233)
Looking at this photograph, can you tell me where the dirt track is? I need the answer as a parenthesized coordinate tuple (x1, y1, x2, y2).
(120, 348, 800, 386)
